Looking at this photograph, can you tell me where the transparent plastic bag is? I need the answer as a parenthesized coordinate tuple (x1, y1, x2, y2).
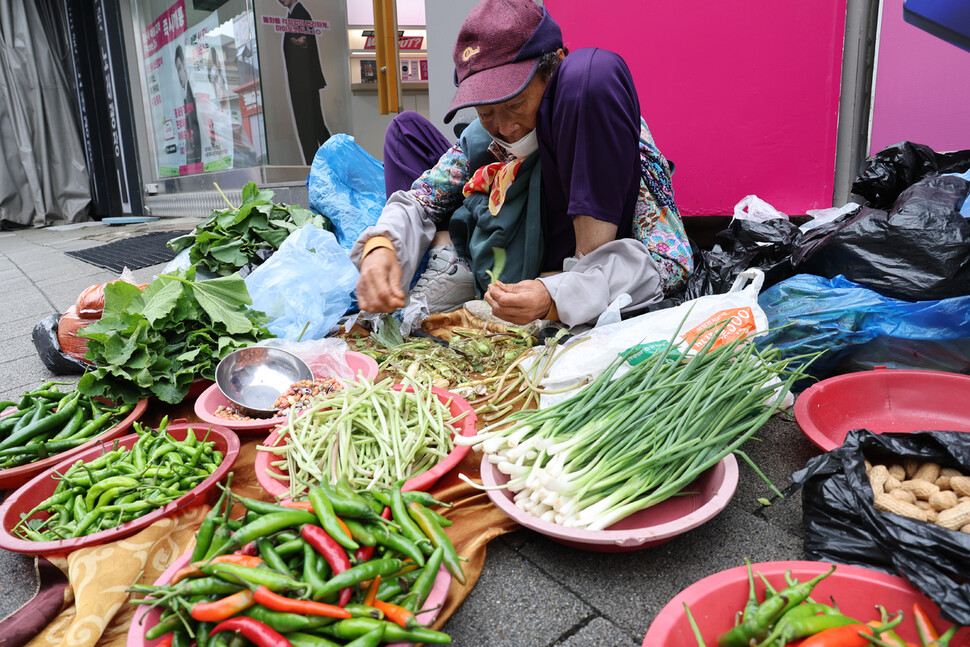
(244, 224, 359, 340)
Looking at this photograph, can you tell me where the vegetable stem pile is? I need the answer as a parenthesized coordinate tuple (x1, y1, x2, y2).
(258, 378, 466, 498)
(129, 480, 459, 645)
(460, 326, 817, 530)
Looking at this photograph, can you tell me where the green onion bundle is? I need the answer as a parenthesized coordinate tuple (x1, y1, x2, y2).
(458, 328, 816, 531)
(258, 378, 467, 498)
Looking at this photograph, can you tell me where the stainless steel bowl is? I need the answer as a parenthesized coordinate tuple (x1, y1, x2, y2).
(215, 347, 314, 418)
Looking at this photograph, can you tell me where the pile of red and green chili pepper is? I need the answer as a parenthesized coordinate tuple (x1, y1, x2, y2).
(685, 561, 963, 647)
(129, 479, 461, 646)
(0, 381, 134, 469)
(12, 417, 224, 541)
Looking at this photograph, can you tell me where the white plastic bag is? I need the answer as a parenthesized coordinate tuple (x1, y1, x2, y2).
(538, 269, 770, 407)
(800, 202, 860, 233)
(256, 337, 355, 380)
(733, 195, 788, 223)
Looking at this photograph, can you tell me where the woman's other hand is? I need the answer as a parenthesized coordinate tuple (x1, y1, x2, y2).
(485, 279, 552, 324)
(357, 247, 406, 313)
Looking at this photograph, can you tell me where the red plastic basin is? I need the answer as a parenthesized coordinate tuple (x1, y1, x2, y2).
(0, 398, 148, 491)
(0, 420, 239, 554)
(255, 384, 477, 498)
(643, 561, 969, 646)
(794, 368, 970, 451)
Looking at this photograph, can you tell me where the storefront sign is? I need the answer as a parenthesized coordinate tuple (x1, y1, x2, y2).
(363, 35, 423, 50)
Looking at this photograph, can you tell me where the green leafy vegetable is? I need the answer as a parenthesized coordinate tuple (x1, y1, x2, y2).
(77, 268, 271, 404)
(168, 182, 332, 275)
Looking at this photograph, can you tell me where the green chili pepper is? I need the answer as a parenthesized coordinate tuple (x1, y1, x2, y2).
(84, 475, 139, 509)
(308, 486, 359, 551)
(404, 546, 444, 612)
(215, 510, 318, 556)
(285, 632, 342, 647)
(368, 523, 425, 566)
(407, 502, 464, 584)
(389, 488, 430, 550)
(241, 604, 314, 633)
(717, 594, 790, 647)
(302, 543, 331, 602)
(312, 559, 405, 600)
(145, 616, 182, 640)
(342, 604, 383, 619)
(322, 618, 452, 644)
(202, 563, 310, 594)
(342, 519, 377, 547)
(343, 625, 385, 647)
(49, 407, 88, 441)
(257, 538, 291, 574)
(0, 393, 80, 451)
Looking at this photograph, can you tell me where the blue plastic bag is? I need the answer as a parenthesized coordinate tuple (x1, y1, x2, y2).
(307, 134, 385, 249)
(244, 224, 359, 340)
(756, 274, 970, 379)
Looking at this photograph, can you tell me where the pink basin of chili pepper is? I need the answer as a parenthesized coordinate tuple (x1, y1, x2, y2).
(0, 398, 148, 491)
(193, 351, 379, 435)
(480, 453, 738, 553)
(0, 419, 238, 554)
(642, 561, 969, 646)
(255, 385, 477, 498)
(125, 547, 452, 647)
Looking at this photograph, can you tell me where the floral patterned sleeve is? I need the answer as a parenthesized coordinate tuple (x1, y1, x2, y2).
(410, 142, 471, 224)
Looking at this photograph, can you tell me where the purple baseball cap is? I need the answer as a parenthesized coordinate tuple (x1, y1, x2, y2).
(444, 0, 563, 124)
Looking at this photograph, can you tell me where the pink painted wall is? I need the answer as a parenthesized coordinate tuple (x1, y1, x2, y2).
(869, 0, 970, 156)
(545, 1, 847, 216)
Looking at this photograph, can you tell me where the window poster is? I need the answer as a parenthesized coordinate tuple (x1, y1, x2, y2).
(141, 0, 259, 177)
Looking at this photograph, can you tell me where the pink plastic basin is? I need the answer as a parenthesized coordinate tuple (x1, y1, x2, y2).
(794, 368, 970, 451)
(0, 398, 148, 491)
(643, 561, 969, 646)
(256, 384, 477, 498)
(193, 351, 380, 434)
(0, 420, 239, 554)
(126, 547, 452, 647)
(481, 453, 738, 552)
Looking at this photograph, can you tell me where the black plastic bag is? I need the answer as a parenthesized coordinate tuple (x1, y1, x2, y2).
(32, 314, 87, 375)
(792, 429, 970, 624)
(796, 174, 970, 301)
(852, 140, 970, 209)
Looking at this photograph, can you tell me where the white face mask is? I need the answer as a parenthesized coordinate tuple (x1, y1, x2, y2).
(492, 129, 539, 159)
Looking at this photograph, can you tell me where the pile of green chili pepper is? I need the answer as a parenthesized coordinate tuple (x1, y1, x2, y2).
(129, 479, 460, 646)
(684, 561, 962, 647)
(13, 417, 224, 541)
(0, 381, 134, 469)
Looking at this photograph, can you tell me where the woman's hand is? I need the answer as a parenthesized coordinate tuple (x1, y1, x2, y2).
(485, 280, 553, 324)
(356, 247, 406, 313)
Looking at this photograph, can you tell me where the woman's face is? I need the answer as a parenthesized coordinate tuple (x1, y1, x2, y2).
(474, 72, 548, 143)
(176, 57, 187, 89)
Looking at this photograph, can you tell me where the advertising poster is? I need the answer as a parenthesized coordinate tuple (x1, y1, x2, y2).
(256, 0, 350, 166)
(141, 0, 236, 176)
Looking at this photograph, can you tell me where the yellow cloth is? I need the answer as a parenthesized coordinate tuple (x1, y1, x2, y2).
(462, 160, 523, 216)
(25, 325, 520, 646)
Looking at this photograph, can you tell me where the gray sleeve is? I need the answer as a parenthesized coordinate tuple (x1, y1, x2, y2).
(537, 239, 664, 327)
(349, 190, 436, 292)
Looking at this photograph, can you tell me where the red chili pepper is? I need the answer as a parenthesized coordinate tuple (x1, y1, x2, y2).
(300, 524, 352, 606)
(155, 635, 174, 647)
(169, 563, 203, 585)
(372, 598, 418, 629)
(362, 575, 381, 607)
(913, 603, 940, 645)
(799, 624, 877, 647)
(234, 541, 259, 556)
(210, 554, 264, 568)
(209, 617, 289, 647)
(281, 500, 314, 512)
(190, 589, 256, 622)
(252, 585, 351, 619)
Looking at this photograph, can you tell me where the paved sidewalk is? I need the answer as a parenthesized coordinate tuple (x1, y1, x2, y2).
(0, 221, 821, 646)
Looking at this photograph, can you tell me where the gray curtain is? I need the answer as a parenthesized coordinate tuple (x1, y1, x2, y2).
(0, 1, 90, 228)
